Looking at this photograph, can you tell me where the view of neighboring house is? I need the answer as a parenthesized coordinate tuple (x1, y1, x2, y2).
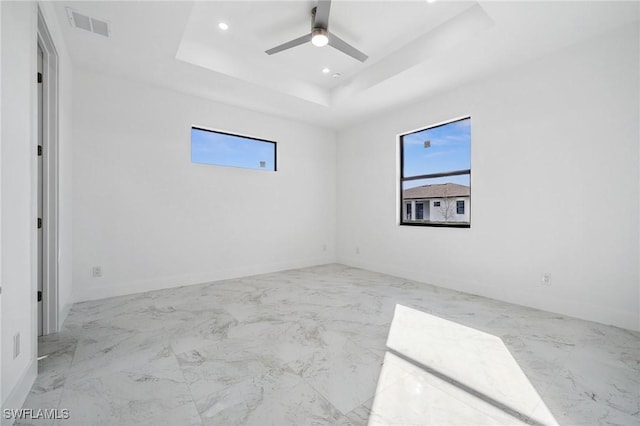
(403, 183, 470, 223)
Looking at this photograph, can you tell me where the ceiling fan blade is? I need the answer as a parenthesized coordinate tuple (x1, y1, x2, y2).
(328, 33, 368, 62)
(313, 0, 332, 29)
(265, 33, 312, 55)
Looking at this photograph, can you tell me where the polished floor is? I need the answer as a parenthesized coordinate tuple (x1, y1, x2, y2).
(20, 264, 640, 425)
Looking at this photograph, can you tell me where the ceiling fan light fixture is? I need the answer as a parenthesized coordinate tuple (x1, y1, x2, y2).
(311, 28, 329, 47)
(265, 0, 368, 62)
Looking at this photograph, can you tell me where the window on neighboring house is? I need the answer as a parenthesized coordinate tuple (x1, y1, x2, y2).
(400, 117, 471, 227)
(191, 127, 277, 171)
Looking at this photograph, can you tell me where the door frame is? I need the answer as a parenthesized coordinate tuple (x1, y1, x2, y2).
(37, 8, 59, 335)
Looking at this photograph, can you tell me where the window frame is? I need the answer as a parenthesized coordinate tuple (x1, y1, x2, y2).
(191, 126, 278, 172)
(399, 116, 471, 228)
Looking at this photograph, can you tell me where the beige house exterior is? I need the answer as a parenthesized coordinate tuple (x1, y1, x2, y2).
(403, 183, 470, 223)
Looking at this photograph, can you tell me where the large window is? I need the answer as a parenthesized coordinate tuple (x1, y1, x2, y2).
(191, 127, 277, 171)
(400, 117, 471, 227)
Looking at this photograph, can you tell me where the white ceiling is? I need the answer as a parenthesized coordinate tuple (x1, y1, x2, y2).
(54, 1, 639, 130)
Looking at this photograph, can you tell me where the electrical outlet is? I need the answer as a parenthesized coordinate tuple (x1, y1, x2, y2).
(356, 246, 360, 254)
(13, 333, 20, 359)
(322, 244, 327, 252)
(541, 273, 551, 286)
(92, 266, 102, 278)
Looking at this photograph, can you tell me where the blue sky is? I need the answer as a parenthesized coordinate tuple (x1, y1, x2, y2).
(402, 118, 470, 188)
(191, 128, 275, 171)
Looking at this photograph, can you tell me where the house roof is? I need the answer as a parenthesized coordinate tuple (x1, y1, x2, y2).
(403, 183, 470, 199)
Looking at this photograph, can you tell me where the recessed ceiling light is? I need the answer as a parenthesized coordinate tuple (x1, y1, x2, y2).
(332, 73, 341, 78)
(218, 22, 229, 31)
(322, 68, 331, 74)
(426, 0, 437, 3)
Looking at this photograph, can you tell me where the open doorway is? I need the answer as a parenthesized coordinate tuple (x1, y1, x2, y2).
(37, 9, 59, 337)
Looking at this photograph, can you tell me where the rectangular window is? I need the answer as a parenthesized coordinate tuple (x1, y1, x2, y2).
(191, 127, 276, 171)
(406, 203, 412, 220)
(400, 117, 470, 227)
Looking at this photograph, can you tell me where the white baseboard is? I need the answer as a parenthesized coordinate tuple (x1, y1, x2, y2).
(338, 256, 640, 332)
(1, 359, 37, 426)
(73, 256, 337, 303)
(58, 301, 72, 331)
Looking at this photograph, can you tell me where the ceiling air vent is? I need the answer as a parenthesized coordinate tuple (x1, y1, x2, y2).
(66, 8, 111, 37)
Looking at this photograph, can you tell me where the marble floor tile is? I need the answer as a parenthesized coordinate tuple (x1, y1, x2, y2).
(134, 401, 203, 426)
(342, 402, 372, 426)
(16, 388, 64, 426)
(55, 353, 191, 426)
(64, 293, 162, 337)
(37, 333, 78, 358)
(16, 335, 77, 426)
(19, 264, 640, 425)
(198, 370, 346, 425)
(174, 341, 287, 407)
(286, 330, 385, 414)
(365, 355, 529, 426)
(385, 305, 558, 425)
(67, 329, 171, 382)
(161, 307, 239, 354)
(225, 317, 324, 366)
(31, 336, 77, 396)
(174, 341, 346, 425)
(537, 350, 640, 425)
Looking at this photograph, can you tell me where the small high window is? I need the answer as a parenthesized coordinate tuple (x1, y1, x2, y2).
(400, 117, 471, 227)
(191, 127, 276, 171)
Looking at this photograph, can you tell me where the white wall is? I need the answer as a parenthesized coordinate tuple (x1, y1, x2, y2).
(1, 0, 38, 414)
(1, 1, 73, 417)
(337, 23, 640, 331)
(0, 0, 4, 405)
(72, 69, 336, 302)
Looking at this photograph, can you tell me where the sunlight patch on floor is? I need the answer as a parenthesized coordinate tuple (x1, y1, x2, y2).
(368, 305, 558, 425)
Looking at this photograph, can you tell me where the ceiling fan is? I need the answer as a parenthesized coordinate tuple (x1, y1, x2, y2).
(265, 0, 368, 62)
